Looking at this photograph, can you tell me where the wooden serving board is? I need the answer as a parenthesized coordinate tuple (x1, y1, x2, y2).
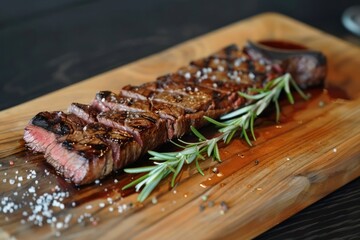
(1, 13, 360, 239)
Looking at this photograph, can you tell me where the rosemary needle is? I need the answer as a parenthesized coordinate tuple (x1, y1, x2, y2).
(123, 73, 308, 202)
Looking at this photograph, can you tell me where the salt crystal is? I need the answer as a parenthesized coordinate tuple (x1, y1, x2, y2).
(234, 58, 242, 67)
(52, 200, 60, 207)
(77, 216, 83, 223)
(249, 72, 255, 79)
(99, 203, 105, 208)
(9, 179, 15, 185)
(85, 205, 92, 209)
(56, 222, 63, 229)
(64, 214, 72, 223)
(28, 186, 35, 193)
(118, 206, 123, 213)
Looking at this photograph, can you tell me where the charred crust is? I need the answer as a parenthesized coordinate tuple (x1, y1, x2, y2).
(96, 91, 112, 100)
(32, 112, 51, 129)
(62, 140, 74, 150)
(32, 112, 72, 136)
(224, 44, 239, 56)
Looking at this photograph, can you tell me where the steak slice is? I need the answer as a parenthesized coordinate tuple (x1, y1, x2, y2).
(70, 99, 188, 140)
(24, 111, 86, 153)
(120, 84, 154, 100)
(24, 112, 141, 185)
(177, 44, 273, 85)
(151, 90, 214, 113)
(151, 74, 244, 110)
(68, 103, 98, 123)
(97, 110, 167, 152)
(60, 123, 141, 184)
(69, 99, 168, 152)
(93, 91, 153, 113)
(119, 89, 211, 136)
(91, 91, 201, 138)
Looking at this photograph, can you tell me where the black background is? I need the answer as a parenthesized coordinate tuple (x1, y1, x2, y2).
(1, 0, 360, 238)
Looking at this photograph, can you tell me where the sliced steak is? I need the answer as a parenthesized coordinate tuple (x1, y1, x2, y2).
(151, 91, 214, 113)
(24, 42, 326, 185)
(24, 111, 86, 153)
(97, 110, 167, 152)
(68, 103, 99, 123)
(25, 112, 141, 185)
(70, 101, 167, 153)
(92, 91, 203, 138)
(59, 123, 141, 184)
(149, 101, 189, 139)
(152, 74, 243, 110)
(120, 84, 155, 100)
(178, 44, 273, 85)
(121, 86, 214, 113)
(93, 91, 153, 112)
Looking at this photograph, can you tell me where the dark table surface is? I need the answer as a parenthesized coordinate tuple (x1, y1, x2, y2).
(1, 0, 360, 239)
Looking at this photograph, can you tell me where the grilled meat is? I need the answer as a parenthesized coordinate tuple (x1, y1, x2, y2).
(24, 41, 327, 185)
(24, 112, 141, 184)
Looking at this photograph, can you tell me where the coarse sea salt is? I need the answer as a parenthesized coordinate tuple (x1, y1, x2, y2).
(0, 173, 79, 234)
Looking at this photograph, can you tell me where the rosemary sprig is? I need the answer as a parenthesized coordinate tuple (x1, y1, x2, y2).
(123, 73, 308, 202)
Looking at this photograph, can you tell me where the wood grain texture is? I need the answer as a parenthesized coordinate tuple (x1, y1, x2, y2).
(257, 177, 360, 239)
(0, 13, 360, 239)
